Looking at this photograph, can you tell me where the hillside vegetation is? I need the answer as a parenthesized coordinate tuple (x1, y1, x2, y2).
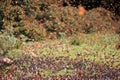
(0, 0, 120, 79)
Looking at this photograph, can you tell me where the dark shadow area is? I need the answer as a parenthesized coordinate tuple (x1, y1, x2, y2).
(63, 0, 120, 16)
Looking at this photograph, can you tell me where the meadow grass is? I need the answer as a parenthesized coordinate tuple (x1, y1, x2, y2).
(36, 33, 119, 58)
(6, 33, 120, 77)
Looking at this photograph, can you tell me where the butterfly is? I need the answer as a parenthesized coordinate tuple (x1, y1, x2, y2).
(78, 6, 86, 16)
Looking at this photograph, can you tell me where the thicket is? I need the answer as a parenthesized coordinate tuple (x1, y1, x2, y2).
(0, 0, 119, 41)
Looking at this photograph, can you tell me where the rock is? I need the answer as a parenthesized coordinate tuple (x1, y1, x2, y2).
(0, 57, 13, 65)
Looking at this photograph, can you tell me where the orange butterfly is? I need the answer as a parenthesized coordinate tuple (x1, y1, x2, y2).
(78, 6, 86, 16)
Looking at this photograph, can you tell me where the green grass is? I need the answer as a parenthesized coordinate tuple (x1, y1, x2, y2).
(56, 69, 74, 75)
(6, 33, 120, 77)
(40, 33, 120, 67)
(8, 33, 120, 61)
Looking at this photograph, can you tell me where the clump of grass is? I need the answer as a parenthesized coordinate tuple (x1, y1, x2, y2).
(41, 70, 54, 78)
(56, 69, 74, 75)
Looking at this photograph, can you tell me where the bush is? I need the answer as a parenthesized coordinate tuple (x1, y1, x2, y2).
(75, 7, 115, 33)
(11, 0, 32, 6)
(0, 35, 17, 55)
(27, 28, 46, 41)
(35, 5, 116, 39)
(7, 8, 23, 22)
(36, 5, 81, 38)
(13, 22, 25, 28)
(0, 0, 118, 41)
(82, 23, 94, 34)
(14, 26, 46, 41)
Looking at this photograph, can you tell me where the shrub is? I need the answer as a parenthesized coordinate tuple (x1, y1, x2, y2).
(75, 7, 115, 33)
(0, 35, 17, 55)
(35, 5, 116, 39)
(35, 12, 45, 21)
(82, 23, 95, 34)
(27, 28, 46, 41)
(14, 25, 46, 41)
(11, 0, 32, 6)
(13, 22, 25, 28)
(18, 22, 25, 27)
(7, 8, 23, 22)
(37, 5, 81, 38)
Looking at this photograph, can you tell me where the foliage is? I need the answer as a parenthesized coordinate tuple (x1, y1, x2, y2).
(11, 0, 33, 6)
(0, 1, 120, 80)
(37, 5, 81, 38)
(0, 35, 17, 55)
(7, 7, 23, 22)
(14, 26, 46, 41)
(13, 22, 25, 28)
(0, 0, 119, 41)
(36, 5, 117, 39)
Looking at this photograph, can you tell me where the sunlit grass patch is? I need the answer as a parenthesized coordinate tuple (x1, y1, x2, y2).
(2, 33, 119, 79)
(41, 69, 54, 78)
(56, 69, 74, 76)
(37, 33, 120, 67)
(5, 33, 119, 65)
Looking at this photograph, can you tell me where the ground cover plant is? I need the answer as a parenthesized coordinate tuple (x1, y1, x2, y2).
(0, 0, 120, 80)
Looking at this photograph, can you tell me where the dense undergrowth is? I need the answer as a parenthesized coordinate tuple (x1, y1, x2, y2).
(0, 0, 119, 41)
(0, 0, 120, 80)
